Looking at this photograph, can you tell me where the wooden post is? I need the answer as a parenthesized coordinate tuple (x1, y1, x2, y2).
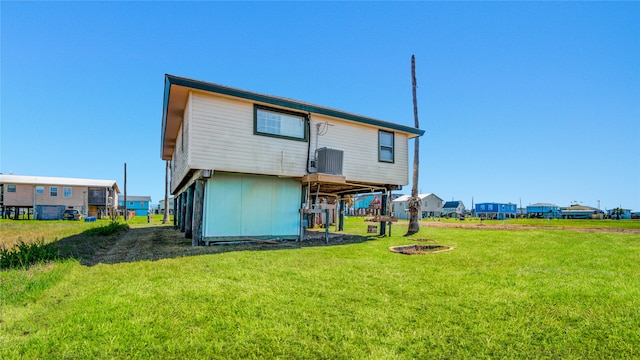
(338, 199, 345, 231)
(178, 192, 185, 232)
(379, 193, 388, 236)
(173, 196, 178, 227)
(325, 209, 329, 244)
(184, 185, 194, 239)
(192, 179, 205, 246)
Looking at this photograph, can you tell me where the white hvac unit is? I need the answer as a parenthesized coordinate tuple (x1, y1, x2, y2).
(316, 147, 344, 175)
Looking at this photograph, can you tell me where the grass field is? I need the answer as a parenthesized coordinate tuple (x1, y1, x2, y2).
(1, 217, 639, 358)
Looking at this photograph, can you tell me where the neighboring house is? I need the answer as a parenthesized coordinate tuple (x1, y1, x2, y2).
(442, 200, 466, 218)
(606, 208, 632, 220)
(352, 193, 402, 215)
(158, 197, 175, 215)
(560, 205, 604, 219)
(161, 75, 424, 243)
(392, 193, 443, 220)
(0, 174, 119, 220)
(526, 203, 561, 219)
(118, 195, 151, 216)
(475, 202, 517, 220)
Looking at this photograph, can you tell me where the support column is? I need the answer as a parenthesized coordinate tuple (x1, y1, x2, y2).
(379, 193, 388, 236)
(338, 199, 345, 231)
(185, 185, 194, 239)
(192, 179, 205, 246)
(178, 192, 185, 232)
(173, 196, 178, 227)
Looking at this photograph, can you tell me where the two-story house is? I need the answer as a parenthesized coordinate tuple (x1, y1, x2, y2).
(392, 193, 443, 220)
(475, 202, 517, 220)
(161, 75, 424, 244)
(118, 195, 151, 217)
(0, 174, 119, 220)
(526, 203, 561, 219)
(442, 200, 466, 218)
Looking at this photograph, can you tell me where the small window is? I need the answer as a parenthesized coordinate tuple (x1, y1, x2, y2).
(63, 187, 72, 198)
(379, 130, 394, 163)
(129, 201, 134, 206)
(35, 186, 45, 194)
(50, 186, 58, 197)
(254, 105, 307, 141)
(139, 201, 145, 207)
(480, 205, 485, 210)
(7, 185, 16, 193)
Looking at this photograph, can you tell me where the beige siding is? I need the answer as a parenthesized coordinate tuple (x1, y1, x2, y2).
(309, 114, 409, 186)
(170, 95, 192, 192)
(3, 184, 86, 208)
(189, 92, 308, 176)
(173, 91, 410, 188)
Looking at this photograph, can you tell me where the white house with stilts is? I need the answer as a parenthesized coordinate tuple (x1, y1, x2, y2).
(161, 75, 424, 244)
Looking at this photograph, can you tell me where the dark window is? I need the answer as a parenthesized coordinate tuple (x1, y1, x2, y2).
(379, 130, 394, 163)
(254, 105, 307, 141)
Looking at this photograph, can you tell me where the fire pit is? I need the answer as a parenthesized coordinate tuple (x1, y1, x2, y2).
(389, 244, 454, 255)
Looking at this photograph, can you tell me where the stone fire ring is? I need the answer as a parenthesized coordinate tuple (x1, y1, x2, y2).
(389, 244, 454, 255)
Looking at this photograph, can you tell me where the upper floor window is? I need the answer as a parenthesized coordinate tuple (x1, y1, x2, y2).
(35, 186, 45, 195)
(379, 130, 394, 163)
(7, 185, 16, 193)
(50, 186, 58, 197)
(254, 105, 307, 141)
(63, 187, 72, 198)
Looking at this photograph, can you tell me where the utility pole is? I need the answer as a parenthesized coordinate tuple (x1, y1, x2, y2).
(405, 55, 421, 236)
(124, 162, 128, 221)
(163, 160, 170, 224)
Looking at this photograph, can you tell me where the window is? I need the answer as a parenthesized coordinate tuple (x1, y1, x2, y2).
(139, 201, 145, 207)
(50, 187, 58, 197)
(129, 201, 134, 206)
(480, 205, 485, 210)
(63, 187, 72, 198)
(35, 186, 45, 195)
(379, 130, 394, 163)
(7, 185, 16, 193)
(254, 105, 306, 141)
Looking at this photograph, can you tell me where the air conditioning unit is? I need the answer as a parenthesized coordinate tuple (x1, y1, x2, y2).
(316, 147, 343, 175)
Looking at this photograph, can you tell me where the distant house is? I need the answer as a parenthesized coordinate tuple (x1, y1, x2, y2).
(0, 174, 119, 220)
(161, 75, 424, 243)
(442, 200, 466, 218)
(526, 203, 561, 219)
(560, 205, 604, 219)
(392, 193, 443, 220)
(158, 197, 175, 215)
(352, 193, 402, 215)
(606, 208, 632, 220)
(475, 202, 517, 220)
(118, 195, 151, 216)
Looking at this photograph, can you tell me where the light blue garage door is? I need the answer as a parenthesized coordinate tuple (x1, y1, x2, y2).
(203, 173, 301, 239)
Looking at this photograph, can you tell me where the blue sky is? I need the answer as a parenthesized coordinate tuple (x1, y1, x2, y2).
(1, 1, 638, 211)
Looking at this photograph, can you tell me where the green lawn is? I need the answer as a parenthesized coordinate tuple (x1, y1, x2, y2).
(1, 217, 639, 358)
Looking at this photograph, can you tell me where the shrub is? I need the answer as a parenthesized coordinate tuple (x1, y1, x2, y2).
(85, 220, 129, 236)
(0, 239, 58, 270)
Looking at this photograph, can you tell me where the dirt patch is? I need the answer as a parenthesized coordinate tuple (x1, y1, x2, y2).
(389, 244, 454, 255)
(59, 226, 374, 266)
(419, 221, 640, 233)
